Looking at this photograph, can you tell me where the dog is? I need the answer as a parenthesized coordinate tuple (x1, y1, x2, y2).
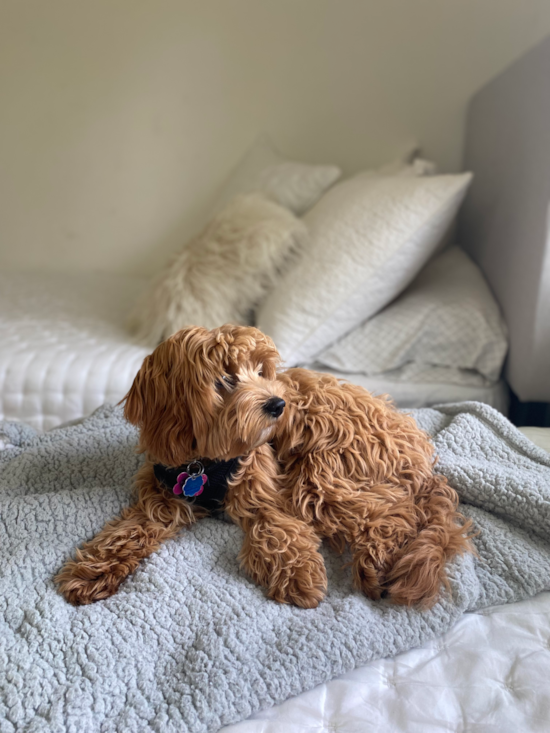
(56, 325, 471, 608)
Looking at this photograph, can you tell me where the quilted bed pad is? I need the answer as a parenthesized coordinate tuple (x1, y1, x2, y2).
(1, 402, 550, 733)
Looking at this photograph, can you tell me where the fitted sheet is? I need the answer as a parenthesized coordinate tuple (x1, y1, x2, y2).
(313, 365, 509, 413)
(0, 273, 508, 431)
(222, 427, 550, 733)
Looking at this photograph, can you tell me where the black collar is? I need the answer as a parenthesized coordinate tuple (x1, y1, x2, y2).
(153, 457, 240, 515)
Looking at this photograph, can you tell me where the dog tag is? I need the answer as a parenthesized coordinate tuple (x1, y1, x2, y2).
(173, 461, 208, 497)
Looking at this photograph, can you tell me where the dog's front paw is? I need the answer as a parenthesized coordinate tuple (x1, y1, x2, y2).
(55, 556, 134, 605)
(269, 554, 328, 609)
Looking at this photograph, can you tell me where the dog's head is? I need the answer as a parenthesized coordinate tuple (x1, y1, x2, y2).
(123, 325, 286, 465)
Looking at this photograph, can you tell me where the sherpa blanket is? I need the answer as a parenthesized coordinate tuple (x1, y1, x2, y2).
(1, 403, 550, 733)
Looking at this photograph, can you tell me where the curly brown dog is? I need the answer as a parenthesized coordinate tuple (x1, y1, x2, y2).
(56, 324, 471, 608)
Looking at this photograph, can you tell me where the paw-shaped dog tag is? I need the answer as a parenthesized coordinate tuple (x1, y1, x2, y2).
(173, 461, 208, 497)
(183, 473, 207, 497)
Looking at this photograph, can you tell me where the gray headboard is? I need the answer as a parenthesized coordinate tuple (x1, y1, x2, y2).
(460, 35, 550, 403)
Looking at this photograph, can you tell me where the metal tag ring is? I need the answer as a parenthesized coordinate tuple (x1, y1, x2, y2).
(186, 460, 204, 478)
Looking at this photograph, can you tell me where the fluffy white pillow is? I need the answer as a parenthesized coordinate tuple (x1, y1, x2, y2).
(257, 170, 473, 365)
(214, 135, 342, 216)
(317, 247, 508, 383)
(131, 194, 305, 345)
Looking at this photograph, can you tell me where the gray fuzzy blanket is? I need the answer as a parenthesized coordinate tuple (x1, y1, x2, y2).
(1, 402, 550, 733)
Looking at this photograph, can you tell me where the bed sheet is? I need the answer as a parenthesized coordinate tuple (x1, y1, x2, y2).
(222, 427, 550, 733)
(314, 366, 509, 414)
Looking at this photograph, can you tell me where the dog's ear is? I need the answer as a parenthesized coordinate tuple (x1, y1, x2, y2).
(123, 354, 153, 427)
(122, 341, 196, 465)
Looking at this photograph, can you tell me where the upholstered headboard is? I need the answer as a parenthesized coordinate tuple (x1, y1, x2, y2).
(460, 35, 550, 403)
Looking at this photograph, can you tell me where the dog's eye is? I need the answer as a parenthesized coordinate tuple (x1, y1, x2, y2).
(258, 370, 263, 377)
(216, 374, 237, 391)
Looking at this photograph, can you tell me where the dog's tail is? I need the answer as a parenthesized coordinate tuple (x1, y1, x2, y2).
(386, 474, 472, 609)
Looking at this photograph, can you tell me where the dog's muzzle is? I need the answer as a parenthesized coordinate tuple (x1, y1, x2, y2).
(263, 397, 285, 418)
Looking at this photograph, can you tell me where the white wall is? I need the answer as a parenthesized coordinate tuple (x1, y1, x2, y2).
(1, 0, 550, 276)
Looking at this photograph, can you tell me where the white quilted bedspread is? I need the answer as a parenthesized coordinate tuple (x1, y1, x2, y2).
(0, 272, 150, 431)
(224, 427, 550, 733)
(224, 592, 550, 733)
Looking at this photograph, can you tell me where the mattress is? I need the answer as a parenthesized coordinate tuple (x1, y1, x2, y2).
(222, 427, 550, 733)
(0, 272, 150, 431)
(0, 272, 509, 431)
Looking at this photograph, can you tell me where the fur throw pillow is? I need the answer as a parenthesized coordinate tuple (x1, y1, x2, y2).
(131, 194, 305, 345)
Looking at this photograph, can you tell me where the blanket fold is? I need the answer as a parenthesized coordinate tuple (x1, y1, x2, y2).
(1, 402, 550, 733)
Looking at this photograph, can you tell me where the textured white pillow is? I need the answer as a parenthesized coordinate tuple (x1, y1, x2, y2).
(131, 194, 305, 345)
(317, 247, 508, 383)
(257, 171, 473, 365)
(214, 135, 341, 216)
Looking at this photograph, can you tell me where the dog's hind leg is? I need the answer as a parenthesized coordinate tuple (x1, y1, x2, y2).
(385, 474, 472, 608)
(350, 538, 388, 601)
(347, 496, 428, 602)
(56, 462, 198, 605)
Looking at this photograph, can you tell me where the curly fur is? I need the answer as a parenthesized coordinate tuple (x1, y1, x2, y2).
(56, 325, 472, 609)
(130, 194, 305, 346)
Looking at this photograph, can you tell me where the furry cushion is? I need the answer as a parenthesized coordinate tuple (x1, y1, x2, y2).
(213, 134, 341, 216)
(257, 170, 473, 365)
(131, 194, 304, 345)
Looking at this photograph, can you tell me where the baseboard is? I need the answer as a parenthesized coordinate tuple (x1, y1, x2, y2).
(508, 388, 550, 427)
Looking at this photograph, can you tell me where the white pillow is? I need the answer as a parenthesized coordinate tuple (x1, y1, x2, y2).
(257, 170, 473, 365)
(214, 135, 341, 216)
(317, 247, 508, 383)
(130, 194, 305, 345)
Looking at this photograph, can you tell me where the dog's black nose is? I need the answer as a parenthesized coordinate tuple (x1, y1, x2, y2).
(263, 397, 286, 418)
